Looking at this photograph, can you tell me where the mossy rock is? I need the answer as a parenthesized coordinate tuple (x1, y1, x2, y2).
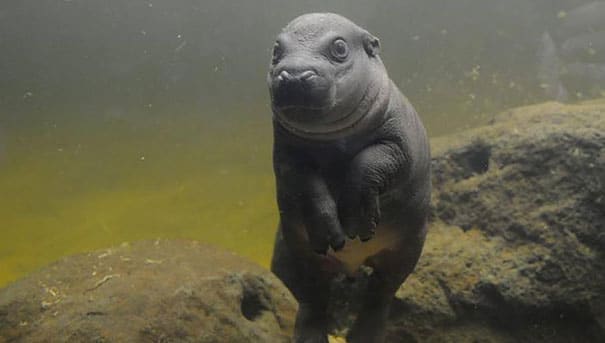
(0, 240, 296, 342)
(387, 100, 605, 342)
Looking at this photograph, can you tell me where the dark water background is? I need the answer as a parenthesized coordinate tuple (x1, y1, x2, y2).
(0, 0, 597, 286)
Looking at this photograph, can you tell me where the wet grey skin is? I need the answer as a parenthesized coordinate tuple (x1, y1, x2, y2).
(268, 13, 431, 343)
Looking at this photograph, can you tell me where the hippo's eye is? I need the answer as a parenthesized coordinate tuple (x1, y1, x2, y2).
(330, 38, 349, 62)
(272, 41, 283, 64)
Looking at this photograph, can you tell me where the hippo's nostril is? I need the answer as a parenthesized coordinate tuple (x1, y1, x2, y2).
(278, 70, 293, 82)
(299, 70, 317, 80)
(277, 69, 317, 83)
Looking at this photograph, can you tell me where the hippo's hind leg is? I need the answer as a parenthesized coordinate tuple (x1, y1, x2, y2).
(347, 220, 427, 343)
(271, 228, 331, 343)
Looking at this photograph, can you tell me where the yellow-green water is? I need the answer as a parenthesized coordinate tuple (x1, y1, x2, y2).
(0, 110, 277, 287)
(0, 102, 494, 288)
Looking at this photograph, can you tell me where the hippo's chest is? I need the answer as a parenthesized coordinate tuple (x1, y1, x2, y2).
(307, 143, 361, 183)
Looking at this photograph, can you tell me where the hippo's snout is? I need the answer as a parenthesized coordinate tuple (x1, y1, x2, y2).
(270, 67, 333, 111)
(272, 67, 321, 93)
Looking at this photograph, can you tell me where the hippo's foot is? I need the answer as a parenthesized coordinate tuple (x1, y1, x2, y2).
(346, 317, 388, 343)
(346, 295, 390, 343)
(294, 304, 329, 343)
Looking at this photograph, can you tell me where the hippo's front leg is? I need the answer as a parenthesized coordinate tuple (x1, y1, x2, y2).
(338, 142, 412, 343)
(339, 142, 406, 240)
(272, 149, 346, 343)
(275, 151, 347, 255)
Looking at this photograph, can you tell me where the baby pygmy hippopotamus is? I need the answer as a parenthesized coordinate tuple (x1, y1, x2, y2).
(268, 13, 431, 343)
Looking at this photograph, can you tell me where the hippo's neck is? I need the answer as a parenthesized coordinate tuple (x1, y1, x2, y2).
(274, 66, 391, 141)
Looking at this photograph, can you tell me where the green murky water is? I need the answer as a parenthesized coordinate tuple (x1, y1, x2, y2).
(0, 103, 494, 287)
(0, 111, 487, 287)
(0, 110, 277, 286)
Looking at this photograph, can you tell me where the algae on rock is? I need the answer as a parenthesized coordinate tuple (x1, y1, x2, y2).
(388, 100, 605, 342)
(0, 240, 297, 342)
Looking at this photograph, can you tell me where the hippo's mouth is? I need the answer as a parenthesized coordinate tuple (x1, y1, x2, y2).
(271, 79, 334, 113)
(274, 102, 331, 112)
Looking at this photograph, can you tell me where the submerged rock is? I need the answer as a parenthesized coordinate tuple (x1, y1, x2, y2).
(388, 100, 605, 342)
(0, 240, 296, 342)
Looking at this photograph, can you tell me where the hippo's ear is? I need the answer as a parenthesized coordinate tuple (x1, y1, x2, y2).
(363, 32, 380, 57)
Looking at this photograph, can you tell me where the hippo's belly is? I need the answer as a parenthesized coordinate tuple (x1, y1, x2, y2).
(326, 224, 401, 275)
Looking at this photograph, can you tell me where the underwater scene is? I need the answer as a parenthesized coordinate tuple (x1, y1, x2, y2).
(1, 0, 604, 342)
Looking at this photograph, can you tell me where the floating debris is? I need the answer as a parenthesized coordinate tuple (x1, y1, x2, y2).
(86, 274, 120, 292)
(97, 250, 113, 259)
(175, 40, 187, 52)
(557, 10, 567, 19)
(47, 288, 57, 297)
(466, 65, 481, 81)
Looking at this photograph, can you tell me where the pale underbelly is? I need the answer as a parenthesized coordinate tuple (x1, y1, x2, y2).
(326, 224, 401, 275)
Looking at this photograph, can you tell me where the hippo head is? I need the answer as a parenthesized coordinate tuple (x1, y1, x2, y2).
(268, 13, 388, 138)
